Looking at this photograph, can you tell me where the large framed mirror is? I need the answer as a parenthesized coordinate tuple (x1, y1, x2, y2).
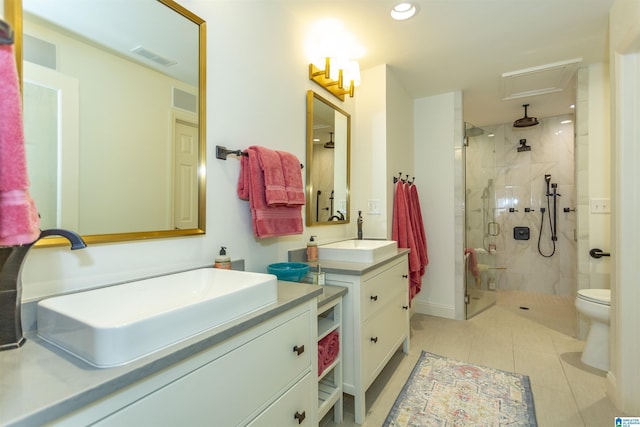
(8, 0, 206, 247)
(306, 91, 350, 226)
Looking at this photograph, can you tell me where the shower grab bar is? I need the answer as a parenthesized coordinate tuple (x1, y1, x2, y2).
(589, 248, 610, 259)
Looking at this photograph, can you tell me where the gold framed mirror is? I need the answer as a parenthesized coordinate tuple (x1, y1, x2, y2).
(306, 90, 350, 226)
(6, 0, 206, 247)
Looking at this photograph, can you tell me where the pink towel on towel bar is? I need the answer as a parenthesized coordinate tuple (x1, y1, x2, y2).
(0, 44, 40, 246)
(276, 150, 305, 206)
(237, 147, 302, 238)
(249, 146, 288, 207)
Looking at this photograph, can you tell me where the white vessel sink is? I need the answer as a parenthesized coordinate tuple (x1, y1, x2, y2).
(37, 268, 277, 367)
(318, 239, 398, 263)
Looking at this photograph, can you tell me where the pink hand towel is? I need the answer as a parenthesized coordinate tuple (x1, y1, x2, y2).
(408, 184, 429, 273)
(464, 248, 480, 278)
(392, 181, 421, 303)
(249, 146, 288, 207)
(238, 147, 302, 238)
(276, 150, 305, 206)
(0, 44, 40, 246)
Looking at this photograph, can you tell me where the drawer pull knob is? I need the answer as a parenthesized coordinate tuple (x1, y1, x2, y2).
(370, 295, 378, 301)
(371, 336, 378, 343)
(403, 305, 409, 310)
(294, 411, 306, 424)
(402, 274, 408, 278)
(293, 344, 305, 356)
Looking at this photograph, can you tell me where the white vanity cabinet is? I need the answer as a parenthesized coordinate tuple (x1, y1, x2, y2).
(324, 254, 410, 424)
(48, 300, 318, 427)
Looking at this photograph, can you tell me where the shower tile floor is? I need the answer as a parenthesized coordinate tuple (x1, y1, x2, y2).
(321, 289, 624, 427)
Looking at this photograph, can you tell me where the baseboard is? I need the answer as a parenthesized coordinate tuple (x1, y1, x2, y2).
(606, 371, 618, 410)
(412, 299, 456, 319)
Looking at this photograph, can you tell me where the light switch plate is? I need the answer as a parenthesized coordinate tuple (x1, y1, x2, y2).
(367, 199, 381, 215)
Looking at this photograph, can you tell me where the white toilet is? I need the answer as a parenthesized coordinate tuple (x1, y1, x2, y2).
(575, 289, 611, 371)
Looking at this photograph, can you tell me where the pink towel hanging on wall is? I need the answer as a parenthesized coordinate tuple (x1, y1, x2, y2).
(0, 41, 40, 246)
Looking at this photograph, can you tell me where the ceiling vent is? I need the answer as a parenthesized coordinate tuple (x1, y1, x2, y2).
(502, 58, 582, 100)
(130, 45, 177, 67)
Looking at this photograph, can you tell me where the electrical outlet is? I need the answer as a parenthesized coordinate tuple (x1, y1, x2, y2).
(368, 199, 381, 215)
(590, 198, 611, 214)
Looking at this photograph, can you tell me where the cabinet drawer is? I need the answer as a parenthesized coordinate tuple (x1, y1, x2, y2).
(361, 292, 408, 385)
(94, 310, 312, 427)
(247, 372, 315, 426)
(361, 261, 407, 321)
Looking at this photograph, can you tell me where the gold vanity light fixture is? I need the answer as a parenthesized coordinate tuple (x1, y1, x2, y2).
(306, 19, 362, 101)
(309, 57, 360, 101)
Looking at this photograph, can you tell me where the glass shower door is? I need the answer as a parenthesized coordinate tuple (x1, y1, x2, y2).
(464, 123, 498, 318)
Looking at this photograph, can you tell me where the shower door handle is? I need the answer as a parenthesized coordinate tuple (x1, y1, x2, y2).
(589, 248, 610, 259)
(487, 222, 500, 236)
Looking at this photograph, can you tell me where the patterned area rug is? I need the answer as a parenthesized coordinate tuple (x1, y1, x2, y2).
(384, 351, 537, 426)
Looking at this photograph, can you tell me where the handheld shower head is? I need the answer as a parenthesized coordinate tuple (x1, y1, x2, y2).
(544, 174, 551, 195)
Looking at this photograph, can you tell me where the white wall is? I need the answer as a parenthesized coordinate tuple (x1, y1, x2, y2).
(352, 65, 388, 239)
(385, 66, 414, 238)
(575, 64, 611, 338)
(412, 92, 464, 319)
(21, 1, 354, 301)
(608, 0, 640, 414)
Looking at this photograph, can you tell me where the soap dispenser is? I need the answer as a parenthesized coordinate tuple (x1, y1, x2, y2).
(307, 236, 318, 261)
(214, 246, 231, 269)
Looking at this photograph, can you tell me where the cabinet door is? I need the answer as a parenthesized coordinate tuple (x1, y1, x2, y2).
(93, 311, 311, 427)
(361, 292, 408, 386)
(361, 261, 407, 322)
(247, 372, 315, 426)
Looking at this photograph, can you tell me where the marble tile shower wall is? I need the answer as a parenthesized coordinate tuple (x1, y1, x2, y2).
(467, 116, 577, 296)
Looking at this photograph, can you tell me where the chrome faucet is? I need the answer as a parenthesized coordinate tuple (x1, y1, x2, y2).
(0, 229, 87, 350)
(357, 210, 363, 240)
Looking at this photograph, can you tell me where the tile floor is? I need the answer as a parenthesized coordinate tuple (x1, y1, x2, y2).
(321, 290, 624, 427)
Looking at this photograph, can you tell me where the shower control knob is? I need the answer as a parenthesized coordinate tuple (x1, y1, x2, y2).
(524, 207, 535, 212)
(509, 208, 519, 213)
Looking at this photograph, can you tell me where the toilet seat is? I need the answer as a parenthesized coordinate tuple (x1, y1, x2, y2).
(577, 289, 610, 306)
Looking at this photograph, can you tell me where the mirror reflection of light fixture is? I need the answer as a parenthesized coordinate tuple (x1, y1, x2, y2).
(309, 57, 360, 101)
(324, 132, 335, 149)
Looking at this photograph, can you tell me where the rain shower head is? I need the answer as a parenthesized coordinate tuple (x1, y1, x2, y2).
(513, 104, 539, 128)
(466, 126, 484, 137)
(324, 132, 335, 149)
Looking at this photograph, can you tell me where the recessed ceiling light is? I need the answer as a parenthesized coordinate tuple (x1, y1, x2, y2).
(391, 2, 418, 21)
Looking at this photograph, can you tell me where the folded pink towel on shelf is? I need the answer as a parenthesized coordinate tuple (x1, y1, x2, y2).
(318, 330, 339, 377)
(0, 44, 40, 246)
(317, 343, 326, 376)
(276, 150, 305, 206)
(237, 147, 302, 238)
(249, 146, 288, 207)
